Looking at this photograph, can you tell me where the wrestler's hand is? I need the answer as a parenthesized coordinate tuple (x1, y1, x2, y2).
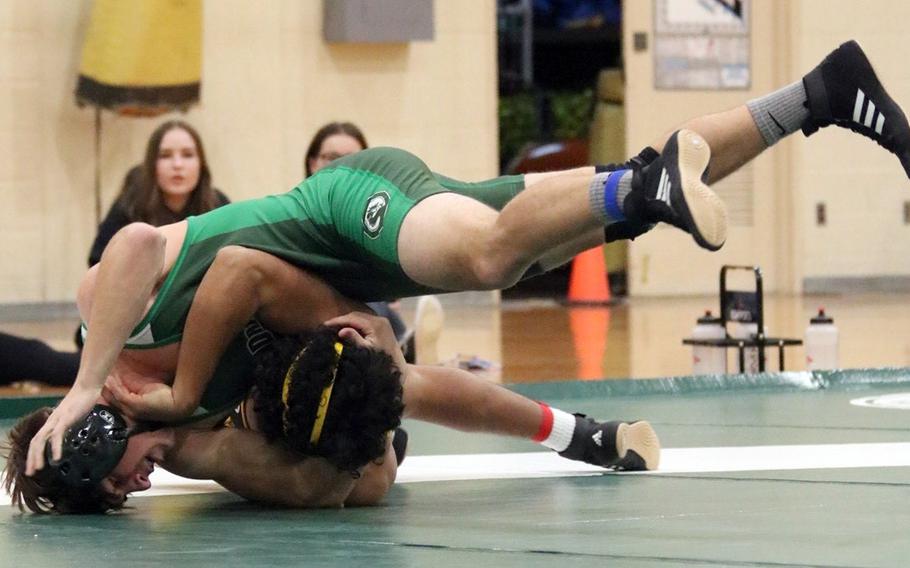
(25, 383, 101, 476)
(104, 375, 188, 422)
(324, 311, 407, 370)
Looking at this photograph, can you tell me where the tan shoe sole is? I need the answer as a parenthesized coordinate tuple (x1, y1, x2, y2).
(676, 129, 728, 251)
(616, 420, 661, 471)
(414, 295, 444, 365)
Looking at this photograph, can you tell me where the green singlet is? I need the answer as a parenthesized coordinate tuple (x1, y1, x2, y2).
(126, 147, 524, 349)
(93, 147, 524, 416)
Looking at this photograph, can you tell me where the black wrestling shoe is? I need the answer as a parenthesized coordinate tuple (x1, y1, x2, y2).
(802, 40, 910, 178)
(622, 129, 727, 251)
(558, 415, 660, 471)
(392, 427, 408, 466)
(599, 147, 659, 243)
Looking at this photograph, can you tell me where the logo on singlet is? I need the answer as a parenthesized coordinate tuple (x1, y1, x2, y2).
(243, 320, 274, 356)
(363, 191, 389, 239)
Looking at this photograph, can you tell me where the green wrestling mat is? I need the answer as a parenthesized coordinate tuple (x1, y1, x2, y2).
(2, 369, 909, 567)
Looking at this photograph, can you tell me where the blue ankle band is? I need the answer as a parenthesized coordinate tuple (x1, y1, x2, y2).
(604, 170, 626, 221)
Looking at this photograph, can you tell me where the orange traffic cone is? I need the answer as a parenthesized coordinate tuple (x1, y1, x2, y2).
(567, 245, 611, 304)
(569, 306, 611, 379)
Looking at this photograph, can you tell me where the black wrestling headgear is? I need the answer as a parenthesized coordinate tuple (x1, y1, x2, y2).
(42, 404, 130, 488)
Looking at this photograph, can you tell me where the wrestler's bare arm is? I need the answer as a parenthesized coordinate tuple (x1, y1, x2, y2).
(176, 246, 367, 407)
(164, 427, 358, 508)
(114, 246, 368, 421)
(26, 223, 171, 474)
(344, 439, 398, 506)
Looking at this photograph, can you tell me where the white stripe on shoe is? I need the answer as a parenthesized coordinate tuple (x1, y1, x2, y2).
(853, 87, 886, 134)
(853, 88, 865, 123)
(864, 100, 877, 128)
(656, 168, 671, 205)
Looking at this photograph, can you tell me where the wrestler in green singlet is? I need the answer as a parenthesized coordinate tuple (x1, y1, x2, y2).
(127, 147, 524, 350)
(98, 148, 525, 417)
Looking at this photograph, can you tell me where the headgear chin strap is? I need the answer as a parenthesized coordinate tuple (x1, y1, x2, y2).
(41, 404, 135, 489)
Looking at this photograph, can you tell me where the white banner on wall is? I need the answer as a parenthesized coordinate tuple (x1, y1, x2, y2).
(654, 0, 751, 90)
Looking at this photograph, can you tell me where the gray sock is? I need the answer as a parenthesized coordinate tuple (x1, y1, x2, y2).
(747, 81, 810, 147)
(588, 170, 634, 225)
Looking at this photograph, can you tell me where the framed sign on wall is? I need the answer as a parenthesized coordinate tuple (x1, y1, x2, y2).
(653, 0, 751, 90)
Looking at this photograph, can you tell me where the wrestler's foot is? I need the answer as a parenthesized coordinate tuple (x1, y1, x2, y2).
(414, 295, 444, 366)
(600, 147, 659, 244)
(802, 40, 910, 178)
(623, 129, 727, 251)
(558, 416, 660, 471)
(401, 296, 444, 365)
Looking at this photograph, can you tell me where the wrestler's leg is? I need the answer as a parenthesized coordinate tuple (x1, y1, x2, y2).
(0, 332, 79, 386)
(399, 128, 724, 291)
(432, 168, 605, 273)
(400, 43, 910, 288)
(402, 364, 659, 470)
(653, 106, 765, 183)
(650, 40, 910, 182)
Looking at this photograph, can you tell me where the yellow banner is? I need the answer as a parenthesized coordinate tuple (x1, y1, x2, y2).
(76, 0, 202, 113)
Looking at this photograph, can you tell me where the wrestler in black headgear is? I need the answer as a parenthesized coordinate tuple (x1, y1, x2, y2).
(39, 404, 130, 488)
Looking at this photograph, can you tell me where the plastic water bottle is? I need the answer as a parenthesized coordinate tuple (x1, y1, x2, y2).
(690, 311, 726, 375)
(729, 321, 760, 373)
(805, 308, 838, 370)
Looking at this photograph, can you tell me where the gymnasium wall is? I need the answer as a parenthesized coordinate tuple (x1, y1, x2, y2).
(623, 0, 910, 296)
(4, 1, 908, 307)
(0, 0, 499, 304)
(790, 0, 910, 292)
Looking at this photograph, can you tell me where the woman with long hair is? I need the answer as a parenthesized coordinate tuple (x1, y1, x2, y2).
(1, 121, 229, 387)
(88, 120, 229, 265)
(304, 121, 368, 178)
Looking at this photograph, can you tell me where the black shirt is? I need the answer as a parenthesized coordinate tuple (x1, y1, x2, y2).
(87, 189, 231, 266)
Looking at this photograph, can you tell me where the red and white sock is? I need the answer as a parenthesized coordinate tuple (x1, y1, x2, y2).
(532, 402, 576, 452)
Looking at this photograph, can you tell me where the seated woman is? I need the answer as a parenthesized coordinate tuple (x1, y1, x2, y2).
(89, 120, 230, 266)
(0, 120, 229, 387)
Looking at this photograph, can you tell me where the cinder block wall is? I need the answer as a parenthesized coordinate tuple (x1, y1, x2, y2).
(0, 0, 499, 304)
